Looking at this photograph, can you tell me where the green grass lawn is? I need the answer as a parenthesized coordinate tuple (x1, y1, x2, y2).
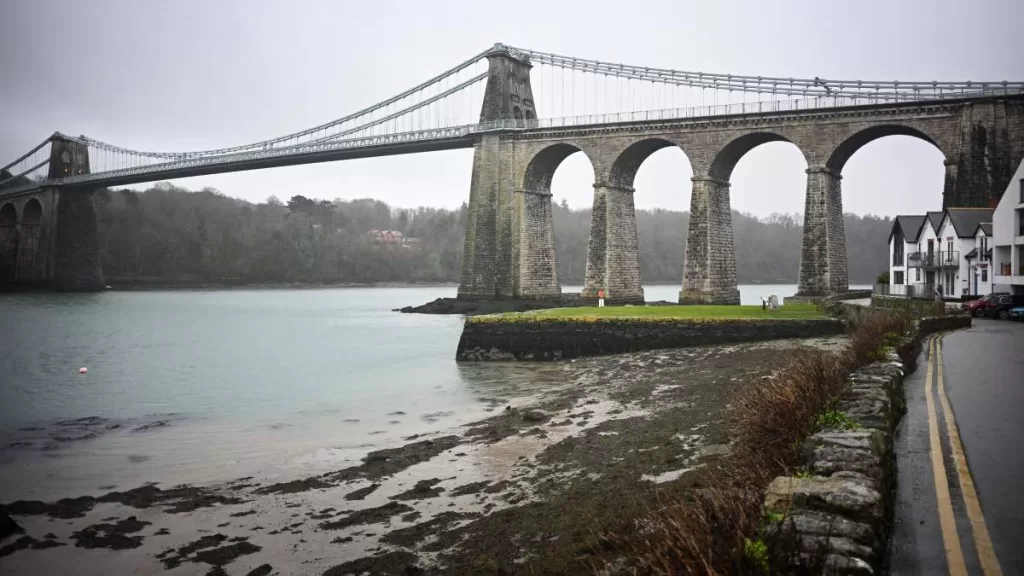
(476, 304, 826, 322)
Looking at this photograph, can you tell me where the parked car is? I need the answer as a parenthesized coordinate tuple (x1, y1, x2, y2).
(982, 294, 1024, 319)
(962, 293, 1007, 316)
(1009, 306, 1024, 321)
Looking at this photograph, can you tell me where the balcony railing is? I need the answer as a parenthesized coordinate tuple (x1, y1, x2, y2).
(907, 250, 959, 268)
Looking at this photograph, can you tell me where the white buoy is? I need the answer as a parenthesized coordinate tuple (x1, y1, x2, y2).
(78, 367, 88, 375)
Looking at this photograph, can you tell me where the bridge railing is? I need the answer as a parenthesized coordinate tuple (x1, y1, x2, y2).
(476, 89, 1024, 133)
(7, 87, 1024, 193)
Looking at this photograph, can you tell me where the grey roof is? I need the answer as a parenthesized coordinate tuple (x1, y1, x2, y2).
(964, 247, 978, 259)
(946, 208, 995, 238)
(891, 215, 927, 243)
(926, 211, 945, 232)
(980, 222, 993, 235)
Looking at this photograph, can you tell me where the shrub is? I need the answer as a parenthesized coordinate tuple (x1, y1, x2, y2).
(816, 410, 860, 431)
(608, 308, 911, 574)
(876, 270, 890, 285)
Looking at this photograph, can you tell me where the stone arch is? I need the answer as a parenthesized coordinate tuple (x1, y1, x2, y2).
(708, 131, 799, 181)
(608, 138, 684, 189)
(22, 198, 42, 224)
(826, 124, 946, 174)
(0, 203, 17, 283)
(0, 203, 15, 226)
(515, 143, 597, 299)
(521, 142, 596, 195)
(682, 132, 804, 305)
(16, 198, 43, 283)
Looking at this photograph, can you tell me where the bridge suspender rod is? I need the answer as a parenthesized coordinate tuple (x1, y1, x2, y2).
(0, 159, 48, 188)
(75, 48, 494, 160)
(0, 138, 50, 174)
(312, 72, 488, 144)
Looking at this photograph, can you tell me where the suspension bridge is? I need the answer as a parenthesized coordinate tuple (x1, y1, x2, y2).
(2, 43, 1023, 298)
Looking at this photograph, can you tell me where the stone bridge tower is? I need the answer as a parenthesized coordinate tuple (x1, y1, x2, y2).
(0, 134, 103, 291)
(48, 135, 104, 291)
(458, 45, 553, 300)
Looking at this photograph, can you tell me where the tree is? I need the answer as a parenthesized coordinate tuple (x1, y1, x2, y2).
(287, 195, 316, 214)
(93, 184, 890, 287)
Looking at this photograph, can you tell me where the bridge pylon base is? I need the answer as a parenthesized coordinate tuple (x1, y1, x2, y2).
(797, 167, 848, 298)
(680, 177, 739, 306)
(582, 183, 644, 305)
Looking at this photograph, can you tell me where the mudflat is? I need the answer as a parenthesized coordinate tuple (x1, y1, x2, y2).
(0, 336, 846, 575)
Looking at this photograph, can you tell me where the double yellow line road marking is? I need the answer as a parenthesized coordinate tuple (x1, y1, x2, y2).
(925, 334, 1003, 575)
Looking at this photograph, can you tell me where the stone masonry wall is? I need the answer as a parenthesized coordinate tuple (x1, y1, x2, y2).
(0, 223, 15, 283)
(0, 190, 58, 289)
(870, 295, 945, 315)
(456, 317, 844, 361)
(762, 314, 971, 574)
(764, 354, 904, 574)
(459, 96, 1024, 302)
(949, 99, 1024, 209)
(583, 184, 644, 303)
(680, 178, 740, 304)
(798, 168, 848, 296)
(515, 189, 559, 297)
(51, 189, 103, 291)
(459, 137, 502, 299)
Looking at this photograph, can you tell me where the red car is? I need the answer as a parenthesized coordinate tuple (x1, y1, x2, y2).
(962, 293, 1007, 316)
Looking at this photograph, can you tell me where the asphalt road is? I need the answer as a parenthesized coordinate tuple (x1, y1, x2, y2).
(890, 318, 1024, 575)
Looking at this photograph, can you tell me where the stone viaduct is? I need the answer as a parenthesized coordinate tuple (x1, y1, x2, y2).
(3, 47, 1022, 298)
(458, 50, 1024, 304)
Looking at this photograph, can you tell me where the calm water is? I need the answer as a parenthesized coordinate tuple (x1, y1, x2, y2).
(0, 284, 860, 501)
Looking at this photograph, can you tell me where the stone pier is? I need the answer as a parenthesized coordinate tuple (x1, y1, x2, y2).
(583, 182, 644, 304)
(796, 167, 848, 297)
(680, 176, 740, 304)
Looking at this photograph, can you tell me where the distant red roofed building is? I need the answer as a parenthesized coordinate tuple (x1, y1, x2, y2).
(366, 229, 410, 245)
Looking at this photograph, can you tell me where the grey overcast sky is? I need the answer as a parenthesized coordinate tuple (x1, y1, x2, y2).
(3, 0, 1022, 217)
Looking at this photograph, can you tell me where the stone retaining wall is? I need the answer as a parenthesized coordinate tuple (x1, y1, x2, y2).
(870, 295, 944, 315)
(762, 314, 970, 574)
(456, 318, 845, 361)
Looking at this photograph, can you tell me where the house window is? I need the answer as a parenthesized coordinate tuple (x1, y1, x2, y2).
(915, 268, 921, 281)
(1018, 208, 1024, 236)
(893, 271, 904, 285)
(1020, 178, 1023, 203)
(981, 268, 987, 282)
(980, 236, 988, 261)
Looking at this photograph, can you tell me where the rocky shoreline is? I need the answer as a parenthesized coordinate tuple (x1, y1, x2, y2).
(0, 336, 848, 575)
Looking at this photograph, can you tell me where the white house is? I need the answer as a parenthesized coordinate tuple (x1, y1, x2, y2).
(964, 222, 993, 296)
(888, 215, 926, 291)
(992, 159, 1024, 294)
(887, 208, 993, 298)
